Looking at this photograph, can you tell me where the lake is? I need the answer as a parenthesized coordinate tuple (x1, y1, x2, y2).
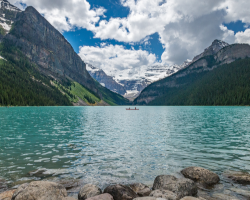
(1, 106, 250, 197)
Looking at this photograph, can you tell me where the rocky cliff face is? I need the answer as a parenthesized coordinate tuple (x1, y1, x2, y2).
(135, 40, 250, 104)
(87, 64, 127, 95)
(4, 6, 99, 95)
(0, 0, 20, 36)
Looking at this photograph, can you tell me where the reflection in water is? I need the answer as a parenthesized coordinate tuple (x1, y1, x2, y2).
(0, 106, 250, 189)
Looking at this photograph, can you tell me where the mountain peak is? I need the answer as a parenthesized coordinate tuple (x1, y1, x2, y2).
(192, 39, 229, 63)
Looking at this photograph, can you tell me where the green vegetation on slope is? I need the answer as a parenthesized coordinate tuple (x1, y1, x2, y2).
(0, 54, 72, 106)
(53, 80, 101, 105)
(148, 58, 250, 105)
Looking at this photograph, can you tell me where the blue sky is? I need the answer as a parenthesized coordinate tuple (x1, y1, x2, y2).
(11, 0, 250, 79)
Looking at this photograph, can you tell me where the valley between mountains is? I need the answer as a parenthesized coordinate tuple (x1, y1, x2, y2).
(0, 0, 250, 106)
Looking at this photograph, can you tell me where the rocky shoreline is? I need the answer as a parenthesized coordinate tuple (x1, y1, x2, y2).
(1, 167, 250, 200)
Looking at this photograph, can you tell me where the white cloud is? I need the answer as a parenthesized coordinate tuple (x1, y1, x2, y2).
(235, 29, 250, 44)
(9, 0, 250, 65)
(78, 44, 157, 81)
(9, 0, 106, 32)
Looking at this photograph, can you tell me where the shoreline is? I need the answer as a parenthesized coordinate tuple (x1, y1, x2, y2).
(1, 167, 250, 200)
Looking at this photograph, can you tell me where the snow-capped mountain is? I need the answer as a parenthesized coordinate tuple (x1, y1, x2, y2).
(86, 39, 229, 100)
(87, 61, 190, 100)
(86, 64, 127, 95)
(192, 39, 229, 63)
(0, 0, 21, 34)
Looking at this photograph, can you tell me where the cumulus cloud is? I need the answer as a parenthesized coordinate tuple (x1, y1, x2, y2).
(9, 0, 106, 32)
(235, 29, 250, 44)
(9, 0, 250, 66)
(79, 44, 156, 80)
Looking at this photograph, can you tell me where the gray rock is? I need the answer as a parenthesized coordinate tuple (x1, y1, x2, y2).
(179, 197, 203, 200)
(133, 198, 167, 200)
(129, 183, 151, 197)
(212, 193, 239, 200)
(11, 181, 67, 200)
(104, 184, 138, 200)
(181, 167, 220, 186)
(86, 193, 114, 200)
(150, 190, 177, 200)
(63, 198, 77, 200)
(78, 184, 102, 200)
(230, 187, 250, 198)
(152, 175, 197, 200)
(0, 189, 16, 200)
(224, 171, 250, 184)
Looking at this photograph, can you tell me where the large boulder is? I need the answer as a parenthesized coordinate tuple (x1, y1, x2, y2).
(11, 181, 67, 200)
(152, 175, 197, 200)
(181, 167, 220, 186)
(78, 184, 102, 200)
(223, 171, 250, 184)
(129, 183, 151, 197)
(86, 193, 114, 200)
(149, 189, 176, 200)
(0, 189, 16, 200)
(104, 184, 138, 200)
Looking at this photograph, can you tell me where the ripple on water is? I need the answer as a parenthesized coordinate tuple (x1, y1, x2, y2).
(0, 106, 250, 193)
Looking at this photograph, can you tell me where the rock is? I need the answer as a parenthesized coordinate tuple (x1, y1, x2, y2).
(28, 169, 48, 178)
(230, 187, 250, 198)
(133, 197, 167, 200)
(104, 184, 138, 200)
(0, 189, 16, 200)
(78, 184, 102, 200)
(129, 183, 151, 197)
(11, 181, 67, 200)
(63, 198, 77, 200)
(56, 179, 81, 191)
(86, 193, 114, 200)
(179, 197, 198, 200)
(152, 175, 197, 200)
(212, 193, 239, 200)
(224, 171, 250, 184)
(181, 167, 220, 186)
(149, 189, 177, 200)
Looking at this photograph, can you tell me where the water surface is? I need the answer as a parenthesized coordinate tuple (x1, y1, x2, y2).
(0, 106, 250, 194)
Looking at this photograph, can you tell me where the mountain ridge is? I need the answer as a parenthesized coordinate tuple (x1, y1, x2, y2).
(0, 2, 130, 106)
(134, 40, 250, 105)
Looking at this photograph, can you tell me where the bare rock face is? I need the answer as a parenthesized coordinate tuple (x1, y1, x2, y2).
(149, 189, 177, 200)
(104, 184, 138, 200)
(78, 184, 102, 200)
(4, 6, 98, 95)
(85, 193, 114, 200)
(62, 198, 77, 200)
(129, 183, 151, 197)
(224, 171, 250, 184)
(181, 167, 220, 186)
(152, 175, 197, 200)
(0, 189, 16, 200)
(11, 181, 67, 200)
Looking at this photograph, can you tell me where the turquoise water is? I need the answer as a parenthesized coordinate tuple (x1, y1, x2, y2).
(1, 106, 250, 190)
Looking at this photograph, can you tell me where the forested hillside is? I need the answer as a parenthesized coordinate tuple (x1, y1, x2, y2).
(0, 45, 72, 106)
(147, 58, 250, 106)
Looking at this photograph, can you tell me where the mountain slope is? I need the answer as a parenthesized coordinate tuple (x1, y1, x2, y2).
(135, 41, 250, 105)
(1, 4, 129, 106)
(0, 47, 72, 106)
(87, 64, 127, 95)
(148, 58, 250, 105)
